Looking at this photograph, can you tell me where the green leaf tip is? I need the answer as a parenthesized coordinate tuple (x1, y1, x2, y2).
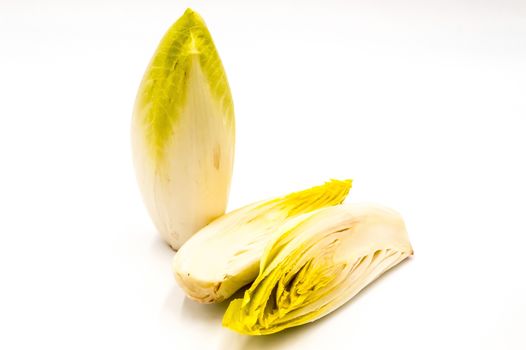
(133, 8, 234, 161)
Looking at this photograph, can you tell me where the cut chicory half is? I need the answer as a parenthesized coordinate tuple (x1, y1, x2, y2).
(132, 8, 235, 250)
(223, 203, 413, 335)
(173, 180, 352, 303)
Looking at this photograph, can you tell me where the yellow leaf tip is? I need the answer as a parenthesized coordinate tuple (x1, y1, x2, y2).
(181, 8, 204, 24)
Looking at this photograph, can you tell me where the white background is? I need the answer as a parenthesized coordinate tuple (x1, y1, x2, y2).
(1, 0, 525, 349)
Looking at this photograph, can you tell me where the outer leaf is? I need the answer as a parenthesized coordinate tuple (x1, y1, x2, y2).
(132, 9, 235, 249)
(223, 203, 413, 335)
(173, 180, 352, 303)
